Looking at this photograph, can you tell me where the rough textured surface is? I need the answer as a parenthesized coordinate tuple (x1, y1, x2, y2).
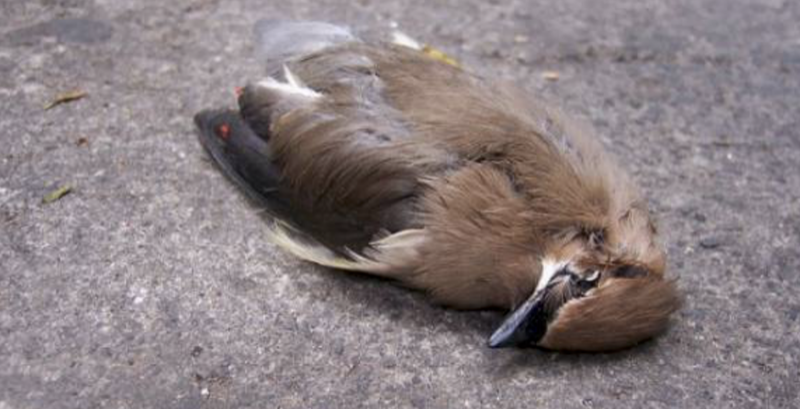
(1, 0, 798, 408)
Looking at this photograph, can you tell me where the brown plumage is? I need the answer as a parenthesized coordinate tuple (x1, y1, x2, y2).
(194, 21, 680, 351)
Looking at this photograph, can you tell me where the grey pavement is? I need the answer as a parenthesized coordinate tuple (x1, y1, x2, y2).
(1, 0, 799, 408)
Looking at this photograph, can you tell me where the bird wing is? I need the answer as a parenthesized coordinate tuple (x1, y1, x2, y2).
(196, 22, 458, 275)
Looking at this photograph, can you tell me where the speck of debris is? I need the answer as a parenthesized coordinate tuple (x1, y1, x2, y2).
(542, 71, 560, 81)
(76, 137, 89, 146)
(191, 346, 204, 357)
(699, 236, 723, 249)
(513, 34, 529, 44)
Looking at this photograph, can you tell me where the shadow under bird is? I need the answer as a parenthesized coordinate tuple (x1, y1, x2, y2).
(194, 20, 680, 352)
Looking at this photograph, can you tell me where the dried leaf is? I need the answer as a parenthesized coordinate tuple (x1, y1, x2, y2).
(44, 90, 87, 110)
(43, 185, 72, 204)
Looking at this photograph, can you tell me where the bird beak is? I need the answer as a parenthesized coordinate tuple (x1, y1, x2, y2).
(488, 265, 571, 348)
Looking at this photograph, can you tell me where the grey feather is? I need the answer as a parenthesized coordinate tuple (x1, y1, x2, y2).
(254, 20, 357, 69)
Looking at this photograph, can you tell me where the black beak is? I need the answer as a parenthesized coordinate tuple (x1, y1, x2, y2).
(488, 267, 571, 348)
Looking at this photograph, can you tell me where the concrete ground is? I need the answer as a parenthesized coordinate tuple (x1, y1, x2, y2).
(1, 0, 798, 408)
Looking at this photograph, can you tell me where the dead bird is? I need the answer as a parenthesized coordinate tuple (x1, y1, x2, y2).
(194, 20, 680, 352)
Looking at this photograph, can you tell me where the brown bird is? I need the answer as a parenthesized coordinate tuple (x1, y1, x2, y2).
(194, 21, 680, 352)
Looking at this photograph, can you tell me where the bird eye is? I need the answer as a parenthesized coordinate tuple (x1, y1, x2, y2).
(573, 271, 601, 293)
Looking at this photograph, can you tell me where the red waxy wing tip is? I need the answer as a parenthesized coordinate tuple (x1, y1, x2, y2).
(217, 123, 230, 139)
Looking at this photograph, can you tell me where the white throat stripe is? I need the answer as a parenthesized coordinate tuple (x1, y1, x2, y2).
(537, 259, 568, 293)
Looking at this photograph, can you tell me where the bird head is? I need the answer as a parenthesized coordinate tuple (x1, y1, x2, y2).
(489, 205, 681, 352)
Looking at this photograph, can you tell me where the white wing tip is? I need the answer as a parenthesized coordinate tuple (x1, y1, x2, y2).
(282, 65, 305, 88)
(391, 31, 422, 50)
(257, 68, 321, 99)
